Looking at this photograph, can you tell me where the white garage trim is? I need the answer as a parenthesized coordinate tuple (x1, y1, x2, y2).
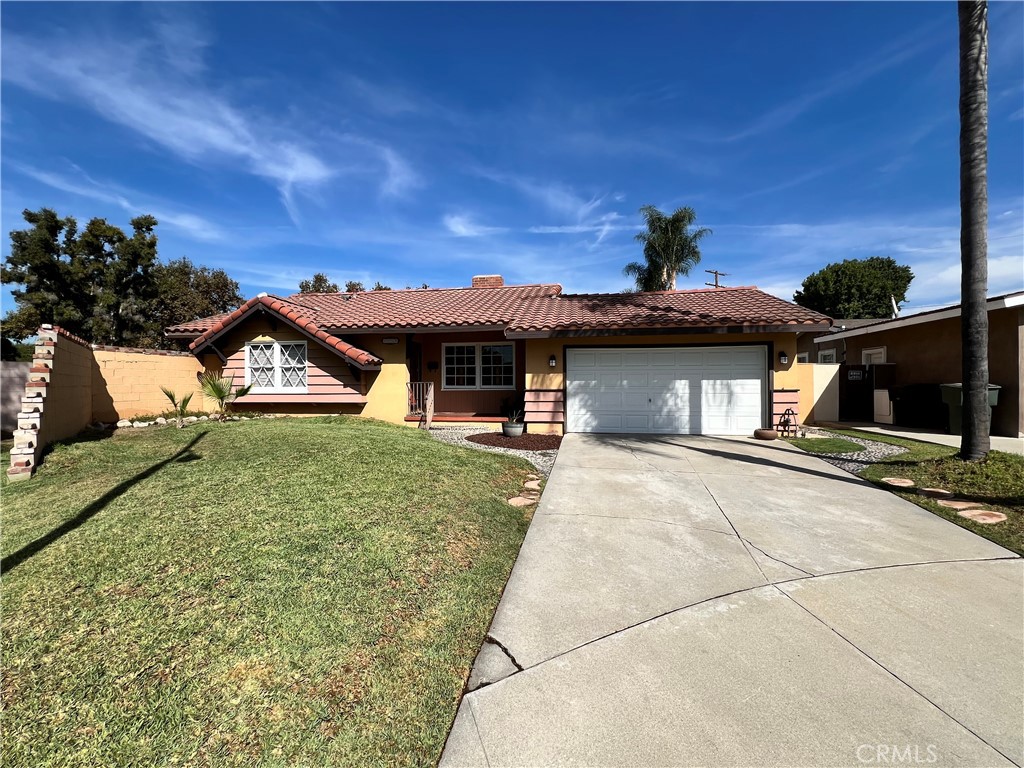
(566, 345, 768, 435)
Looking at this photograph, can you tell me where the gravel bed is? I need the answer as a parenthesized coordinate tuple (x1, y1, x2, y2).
(798, 428, 908, 475)
(428, 427, 558, 475)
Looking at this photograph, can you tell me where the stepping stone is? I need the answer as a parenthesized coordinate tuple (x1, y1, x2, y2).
(526, 474, 540, 481)
(523, 480, 541, 491)
(937, 499, 986, 510)
(958, 509, 1007, 524)
(507, 496, 536, 508)
(881, 477, 915, 488)
(919, 487, 954, 499)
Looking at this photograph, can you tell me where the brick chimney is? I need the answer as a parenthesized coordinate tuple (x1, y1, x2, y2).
(471, 275, 504, 288)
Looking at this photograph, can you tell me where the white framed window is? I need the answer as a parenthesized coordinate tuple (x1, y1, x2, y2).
(443, 343, 515, 390)
(245, 341, 308, 393)
(796, 353, 809, 363)
(862, 347, 887, 365)
(817, 349, 837, 364)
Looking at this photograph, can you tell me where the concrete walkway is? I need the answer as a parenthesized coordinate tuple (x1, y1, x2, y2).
(837, 422, 1024, 456)
(442, 434, 1023, 768)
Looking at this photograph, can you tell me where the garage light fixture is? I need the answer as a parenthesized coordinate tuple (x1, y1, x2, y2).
(548, 355, 557, 368)
(778, 350, 789, 365)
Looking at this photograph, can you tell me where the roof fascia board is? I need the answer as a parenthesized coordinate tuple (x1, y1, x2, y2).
(817, 294, 1023, 343)
(506, 323, 830, 339)
(195, 302, 381, 370)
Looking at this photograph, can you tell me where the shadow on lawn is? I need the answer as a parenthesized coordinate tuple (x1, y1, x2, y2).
(1, 433, 207, 576)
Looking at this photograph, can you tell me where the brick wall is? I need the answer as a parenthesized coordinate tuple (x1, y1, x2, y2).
(91, 346, 204, 421)
(7, 329, 208, 481)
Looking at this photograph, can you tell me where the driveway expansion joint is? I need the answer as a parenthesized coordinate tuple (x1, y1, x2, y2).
(741, 538, 815, 576)
(775, 582, 1021, 767)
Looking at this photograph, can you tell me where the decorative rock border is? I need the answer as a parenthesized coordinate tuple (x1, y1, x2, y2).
(849, 472, 1005, 526)
(428, 427, 558, 475)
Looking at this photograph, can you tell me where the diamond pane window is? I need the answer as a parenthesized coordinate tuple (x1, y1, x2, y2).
(249, 343, 276, 388)
(246, 341, 308, 392)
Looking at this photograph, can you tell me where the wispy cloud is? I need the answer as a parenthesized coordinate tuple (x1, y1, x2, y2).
(10, 162, 227, 243)
(719, 21, 945, 143)
(443, 214, 507, 237)
(476, 170, 606, 221)
(1, 20, 339, 224)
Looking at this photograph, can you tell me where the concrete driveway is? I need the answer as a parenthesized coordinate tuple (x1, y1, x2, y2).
(441, 434, 1023, 768)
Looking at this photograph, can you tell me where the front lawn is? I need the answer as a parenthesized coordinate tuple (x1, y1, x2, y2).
(783, 436, 865, 454)
(1, 417, 533, 766)
(823, 428, 1024, 555)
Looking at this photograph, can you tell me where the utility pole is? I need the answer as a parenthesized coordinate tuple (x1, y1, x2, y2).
(704, 269, 729, 288)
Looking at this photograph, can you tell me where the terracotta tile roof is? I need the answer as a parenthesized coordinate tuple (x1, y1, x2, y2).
(286, 283, 563, 330)
(187, 294, 382, 369)
(505, 287, 831, 335)
(168, 284, 829, 343)
(164, 311, 233, 336)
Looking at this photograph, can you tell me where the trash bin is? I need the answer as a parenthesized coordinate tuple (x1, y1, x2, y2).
(939, 383, 1001, 435)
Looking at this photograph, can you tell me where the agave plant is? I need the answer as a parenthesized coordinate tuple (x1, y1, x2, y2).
(161, 387, 194, 429)
(198, 371, 253, 420)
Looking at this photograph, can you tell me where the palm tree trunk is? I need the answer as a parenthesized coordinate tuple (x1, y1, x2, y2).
(958, 1, 990, 460)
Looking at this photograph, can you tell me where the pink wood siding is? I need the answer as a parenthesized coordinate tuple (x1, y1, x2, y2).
(525, 389, 565, 425)
(772, 389, 800, 427)
(415, 332, 524, 414)
(214, 316, 364, 403)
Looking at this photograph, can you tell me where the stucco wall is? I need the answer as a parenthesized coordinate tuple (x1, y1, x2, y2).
(1, 362, 30, 436)
(91, 347, 205, 421)
(840, 307, 1022, 437)
(354, 335, 410, 425)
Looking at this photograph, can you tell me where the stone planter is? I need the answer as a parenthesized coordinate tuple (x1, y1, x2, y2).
(502, 422, 525, 438)
(753, 428, 778, 441)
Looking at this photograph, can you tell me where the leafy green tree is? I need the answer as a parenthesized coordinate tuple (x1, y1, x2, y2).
(344, 280, 365, 293)
(3, 209, 241, 348)
(958, 0, 990, 460)
(2, 208, 158, 344)
(146, 258, 243, 348)
(624, 205, 711, 291)
(298, 273, 339, 293)
(371, 281, 392, 291)
(1, 336, 34, 361)
(793, 257, 914, 318)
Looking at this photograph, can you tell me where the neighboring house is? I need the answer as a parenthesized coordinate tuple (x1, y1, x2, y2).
(796, 319, 878, 363)
(165, 276, 831, 435)
(815, 291, 1024, 438)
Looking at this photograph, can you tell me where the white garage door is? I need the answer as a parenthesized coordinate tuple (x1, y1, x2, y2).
(566, 346, 767, 435)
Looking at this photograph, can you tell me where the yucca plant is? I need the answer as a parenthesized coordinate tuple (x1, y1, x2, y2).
(161, 387, 194, 429)
(198, 371, 253, 420)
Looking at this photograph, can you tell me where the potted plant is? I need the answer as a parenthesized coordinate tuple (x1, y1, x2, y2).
(502, 410, 525, 438)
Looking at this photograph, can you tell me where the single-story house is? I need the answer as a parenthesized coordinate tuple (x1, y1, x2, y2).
(166, 275, 831, 435)
(815, 291, 1023, 438)
(796, 319, 877, 363)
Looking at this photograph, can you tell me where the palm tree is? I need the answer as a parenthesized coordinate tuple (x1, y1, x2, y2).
(958, 0, 990, 461)
(160, 387, 193, 429)
(624, 205, 711, 291)
(198, 371, 253, 420)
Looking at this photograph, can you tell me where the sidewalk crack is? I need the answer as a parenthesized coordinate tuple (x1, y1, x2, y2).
(742, 538, 815, 577)
(485, 634, 524, 672)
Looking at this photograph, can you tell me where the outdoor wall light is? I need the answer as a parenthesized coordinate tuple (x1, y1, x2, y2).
(427, 361, 439, 372)
(778, 350, 789, 365)
(548, 355, 558, 368)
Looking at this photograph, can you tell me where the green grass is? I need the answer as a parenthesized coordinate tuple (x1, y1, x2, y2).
(822, 428, 1024, 555)
(783, 436, 865, 454)
(1, 417, 534, 767)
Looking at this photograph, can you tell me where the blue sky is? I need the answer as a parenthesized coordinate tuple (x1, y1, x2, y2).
(2, 2, 1022, 315)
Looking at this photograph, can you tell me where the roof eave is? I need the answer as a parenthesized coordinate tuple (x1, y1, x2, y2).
(506, 322, 831, 339)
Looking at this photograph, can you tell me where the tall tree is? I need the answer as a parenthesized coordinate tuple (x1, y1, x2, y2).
(146, 258, 243, 348)
(793, 256, 914, 318)
(624, 205, 711, 291)
(298, 273, 339, 293)
(958, 0, 990, 460)
(371, 281, 392, 291)
(344, 280, 365, 292)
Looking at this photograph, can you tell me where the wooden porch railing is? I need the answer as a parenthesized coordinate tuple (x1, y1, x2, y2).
(407, 382, 434, 429)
